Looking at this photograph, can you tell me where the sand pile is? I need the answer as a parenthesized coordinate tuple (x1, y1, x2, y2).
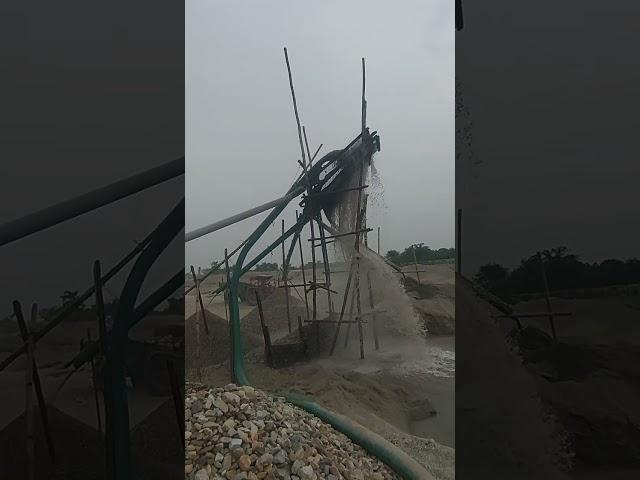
(0, 405, 105, 479)
(456, 276, 571, 479)
(185, 382, 400, 480)
(186, 310, 263, 371)
(242, 289, 308, 339)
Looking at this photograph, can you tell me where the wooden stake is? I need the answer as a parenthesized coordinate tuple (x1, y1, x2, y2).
(412, 245, 421, 285)
(282, 220, 291, 333)
(190, 265, 209, 335)
(166, 359, 184, 449)
(377, 226, 381, 255)
(14, 301, 56, 465)
(297, 315, 304, 342)
(537, 252, 557, 342)
(255, 291, 272, 365)
(87, 328, 102, 434)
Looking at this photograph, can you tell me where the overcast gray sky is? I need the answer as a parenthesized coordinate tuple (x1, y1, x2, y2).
(186, 0, 454, 270)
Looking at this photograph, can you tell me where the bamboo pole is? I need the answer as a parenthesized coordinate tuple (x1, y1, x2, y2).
(190, 265, 209, 335)
(94, 261, 114, 479)
(25, 304, 35, 480)
(282, 220, 292, 333)
(194, 295, 201, 381)
(537, 252, 557, 342)
(184, 238, 247, 295)
(224, 248, 234, 381)
(296, 210, 310, 321)
(304, 127, 334, 323)
(283, 48, 317, 334)
(329, 257, 357, 354)
(87, 328, 102, 434)
(377, 226, 381, 255)
(343, 286, 357, 348)
(412, 245, 421, 285)
(14, 301, 56, 465)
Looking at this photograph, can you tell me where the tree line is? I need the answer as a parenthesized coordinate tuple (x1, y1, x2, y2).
(475, 246, 640, 301)
(385, 243, 455, 265)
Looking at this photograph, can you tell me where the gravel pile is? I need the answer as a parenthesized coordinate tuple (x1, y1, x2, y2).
(185, 383, 400, 480)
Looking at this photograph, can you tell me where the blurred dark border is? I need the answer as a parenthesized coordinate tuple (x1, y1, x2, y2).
(0, 1, 184, 479)
(456, 1, 640, 479)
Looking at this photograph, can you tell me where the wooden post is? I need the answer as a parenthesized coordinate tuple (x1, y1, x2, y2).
(166, 359, 184, 449)
(224, 248, 234, 381)
(255, 291, 272, 365)
(297, 315, 304, 342)
(377, 226, 381, 256)
(190, 265, 209, 335)
(367, 271, 380, 350)
(281, 219, 292, 333)
(87, 328, 102, 434)
(537, 252, 557, 342)
(14, 301, 56, 465)
(296, 210, 310, 321)
(412, 245, 421, 285)
(94, 260, 113, 479)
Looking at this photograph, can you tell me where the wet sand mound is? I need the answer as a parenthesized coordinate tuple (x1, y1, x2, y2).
(456, 276, 570, 479)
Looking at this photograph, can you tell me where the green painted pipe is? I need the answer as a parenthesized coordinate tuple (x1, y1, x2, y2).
(225, 182, 433, 479)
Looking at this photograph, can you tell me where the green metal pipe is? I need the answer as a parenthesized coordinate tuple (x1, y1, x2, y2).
(109, 198, 184, 480)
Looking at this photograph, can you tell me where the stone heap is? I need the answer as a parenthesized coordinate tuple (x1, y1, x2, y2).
(185, 383, 399, 480)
